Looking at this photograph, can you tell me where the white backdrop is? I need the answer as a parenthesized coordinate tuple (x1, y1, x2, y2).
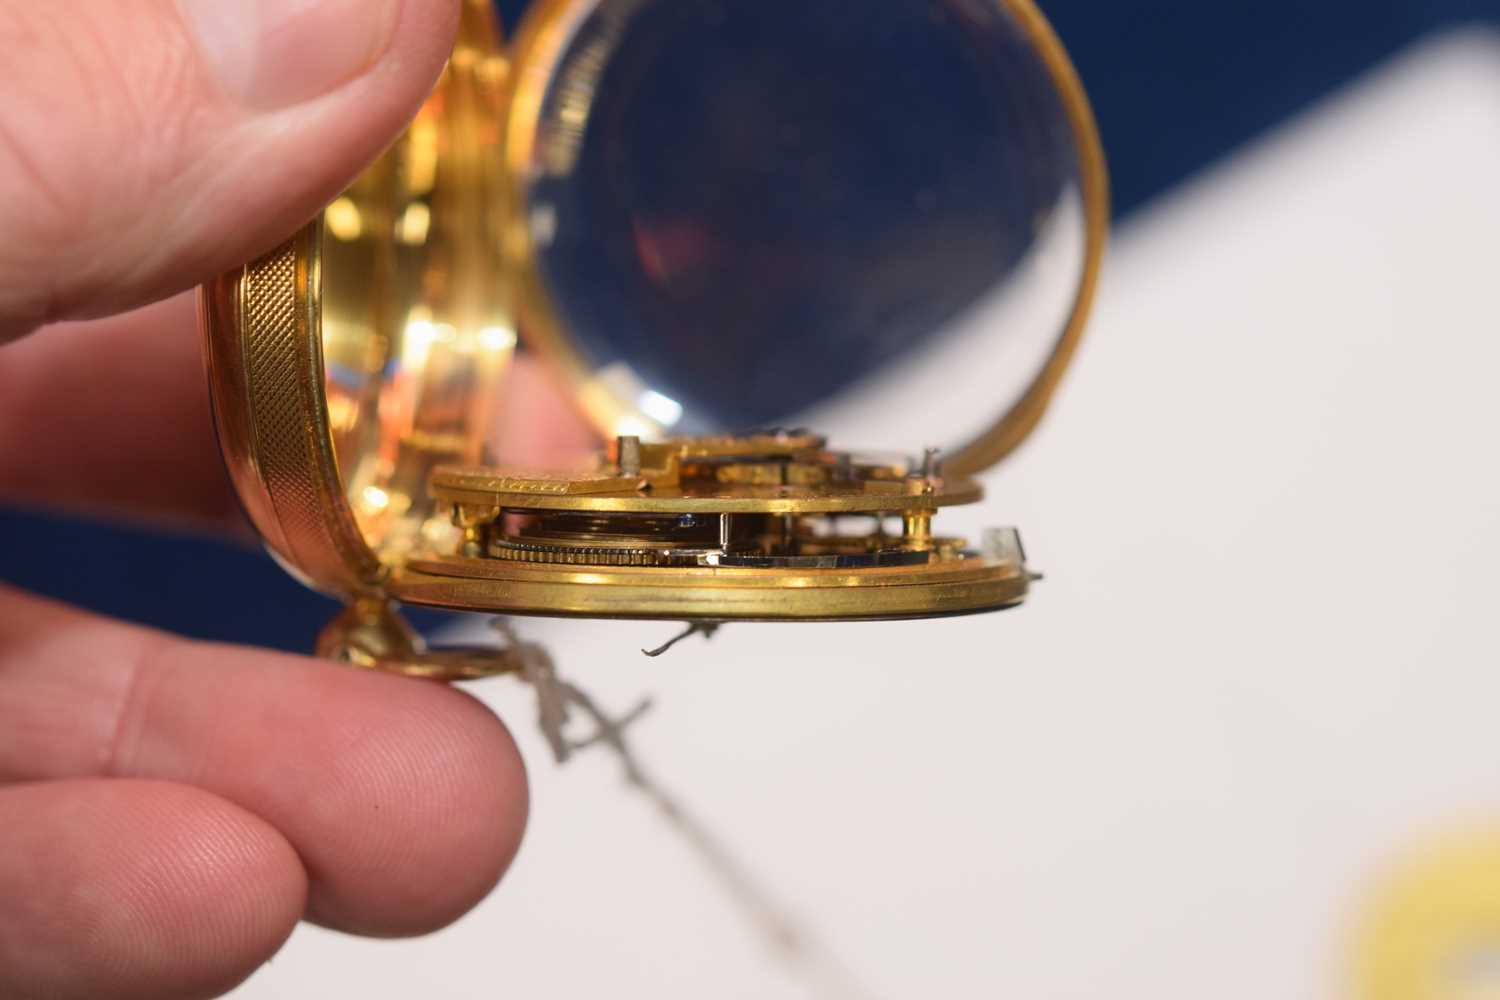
(236, 29, 1500, 999)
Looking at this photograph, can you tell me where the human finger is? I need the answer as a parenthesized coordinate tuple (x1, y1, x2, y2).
(0, 778, 306, 1000)
(0, 0, 460, 341)
(0, 585, 529, 938)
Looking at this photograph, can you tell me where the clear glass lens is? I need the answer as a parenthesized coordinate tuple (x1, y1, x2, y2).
(522, 0, 1091, 458)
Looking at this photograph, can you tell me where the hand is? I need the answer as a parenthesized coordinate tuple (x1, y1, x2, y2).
(0, 2, 528, 997)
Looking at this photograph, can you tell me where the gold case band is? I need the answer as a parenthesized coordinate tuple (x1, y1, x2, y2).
(950, 0, 1109, 474)
(202, 227, 384, 599)
(202, 0, 507, 599)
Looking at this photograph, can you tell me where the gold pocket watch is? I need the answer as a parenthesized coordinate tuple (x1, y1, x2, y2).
(200, 0, 1108, 679)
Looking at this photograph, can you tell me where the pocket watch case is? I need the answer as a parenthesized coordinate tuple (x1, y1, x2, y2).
(200, 0, 1108, 677)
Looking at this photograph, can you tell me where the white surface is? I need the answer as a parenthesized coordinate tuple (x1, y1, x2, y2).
(236, 30, 1500, 999)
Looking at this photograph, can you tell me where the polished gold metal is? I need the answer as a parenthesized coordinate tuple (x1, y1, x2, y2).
(317, 0, 512, 567)
(316, 597, 528, 680)
(200, 0, 1105, 675)
(394, 556, 1029, 622)
(203, 227, 386, 600)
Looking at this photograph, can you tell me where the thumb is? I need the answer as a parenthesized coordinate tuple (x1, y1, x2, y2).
(0, 0, 462, 342)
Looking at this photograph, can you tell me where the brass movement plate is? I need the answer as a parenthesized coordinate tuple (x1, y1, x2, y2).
(394, 555, 1030, 622)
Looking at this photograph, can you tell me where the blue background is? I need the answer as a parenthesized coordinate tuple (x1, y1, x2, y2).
(2, 0, 1495, 651)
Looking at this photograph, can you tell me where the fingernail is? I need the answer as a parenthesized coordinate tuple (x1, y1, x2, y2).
(179, 0, 401, 109)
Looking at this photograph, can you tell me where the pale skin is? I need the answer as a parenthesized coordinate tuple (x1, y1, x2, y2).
(0, 2, 534, 997)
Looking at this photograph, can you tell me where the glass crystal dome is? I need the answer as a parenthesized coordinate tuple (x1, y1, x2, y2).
(510, 0, 1101, 464)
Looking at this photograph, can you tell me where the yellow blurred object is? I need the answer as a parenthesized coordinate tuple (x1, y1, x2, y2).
(1355, 828, 1500, 1000)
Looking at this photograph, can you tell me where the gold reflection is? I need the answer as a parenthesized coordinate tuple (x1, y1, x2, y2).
(536, 0, 648, 176)
(325, 197, 364, 242)
(319, 0, 514, 563)
(396, 203, 432, 246)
